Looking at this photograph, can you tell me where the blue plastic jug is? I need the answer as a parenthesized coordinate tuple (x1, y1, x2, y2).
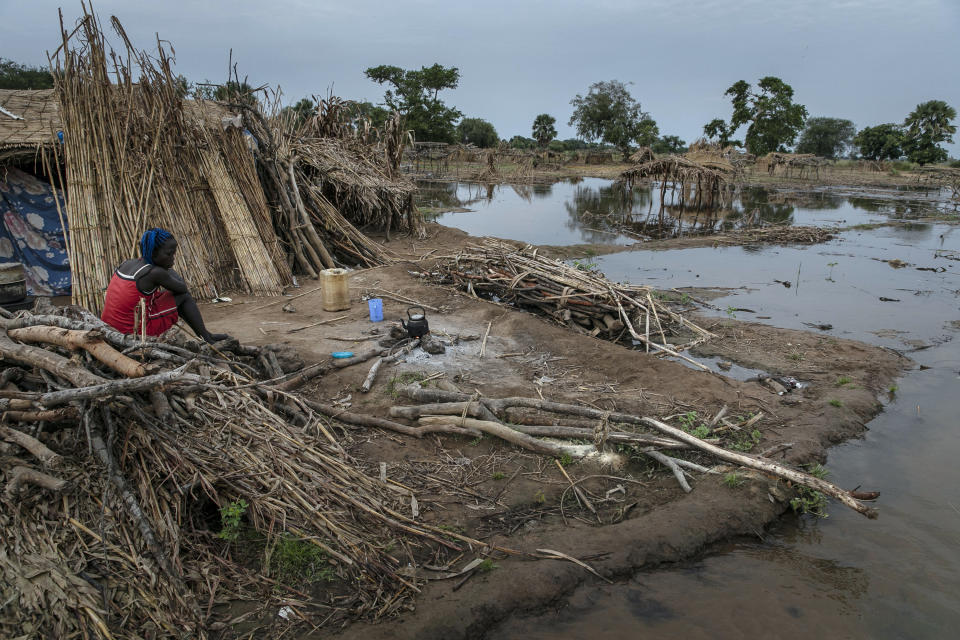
(368, 298, 383, 322)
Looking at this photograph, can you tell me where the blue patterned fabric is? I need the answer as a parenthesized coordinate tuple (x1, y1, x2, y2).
(0, 167, 71, 296)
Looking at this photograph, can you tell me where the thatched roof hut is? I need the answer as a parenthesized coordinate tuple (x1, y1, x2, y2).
(628, 147, 655, 164)
(0, 89, 60, 161)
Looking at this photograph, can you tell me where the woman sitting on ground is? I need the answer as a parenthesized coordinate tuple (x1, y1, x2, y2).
(101, 228, 230, 344)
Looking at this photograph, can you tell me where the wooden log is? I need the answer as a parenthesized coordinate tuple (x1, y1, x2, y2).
(638, 416, 878, 518)
(418, 416, 594, 458)
(38, 366, 203, 408)
(8, 326, 147, 377)
(0, 425, 62, 467)
(389, 401, 499, 423)
(645, 450, 692, 492)
(1, 408, 77, 423)
(0, 330, 106, 388)
(4, 465, 67, 500)
(300, 398, 478, 438)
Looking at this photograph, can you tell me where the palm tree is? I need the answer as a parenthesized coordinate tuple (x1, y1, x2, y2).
(532, 114, 557, 148)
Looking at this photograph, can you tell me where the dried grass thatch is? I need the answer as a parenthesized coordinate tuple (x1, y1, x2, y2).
(50, 12, 291, 312)
(620, 155, 736, 211)
(628, 146, 655, 164)
(757, 152, 831, 178)
(0, 89, 60, 162)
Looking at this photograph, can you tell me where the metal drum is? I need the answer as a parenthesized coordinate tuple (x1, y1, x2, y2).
(0, 262, 27, 304)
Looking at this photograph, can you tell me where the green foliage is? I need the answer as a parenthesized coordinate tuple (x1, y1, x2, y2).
(789, 464, 829, 517)
(213, 81, 258, 107)
(795, 117, 856, 158)
(854, 123, 904, 161)
(558, 453, 573, 467)
(217, 499, 248, 542)
(571, 258, 598, 271)
(676, 412, 711, 438)
(477, 559, 498, 572)
(836, 376, 852, 386)
(365, 63, 462, 143)
(457, 117, 499, 147)
(651, 135, 687, 155)
(271, 535, 337, 585)
(568, 80, 659, 155)
(902, 99, 957, 165)
(788, 352, 804, 362)
(532, 113, 558, 147)
(508, 135, 537, 149)
(0, 58, 54, 89)
(534, 489, 546, 504)
(492, 471, 506, 480)
(723, 76, 809, 156)
(279, 98, 316, 129)
(888, 384, 898, 394)
(350, 100, 391, 129)
(829, 399, 844, 408)
(725, 306, 737, 318)
(702, 118, 740, 148)
(723, 472, 745, 488)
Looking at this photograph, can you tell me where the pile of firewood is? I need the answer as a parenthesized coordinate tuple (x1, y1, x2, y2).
(0, 306, 490, 638)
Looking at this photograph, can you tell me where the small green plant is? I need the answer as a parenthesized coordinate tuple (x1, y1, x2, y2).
(469, 434, 484, 446)
(723, 472, 745, 488)
(790, 464, 829, 517)
(751, 429, 762, 443)
(271, 535, 337, 585)
(692, 425, 712, 439)
(829, 399, 844, 408)
(572, 258, 598, 272)
(217, 499, 248, 542)
(534, 490, 546, 504)
(788, 352, 804, 362)
(836, 376, 852, 386)
(476, 559, 498, 573)
(492, 471, 506, 480)
(677, 411, 698, 431)
(558, 452, 573, 467)
(726, 306, 737, 319)
(680, 293, 691, 304)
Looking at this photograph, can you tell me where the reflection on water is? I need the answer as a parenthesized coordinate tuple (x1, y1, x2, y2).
(494, 219, 960, 639)
(419, 179, 946, 244)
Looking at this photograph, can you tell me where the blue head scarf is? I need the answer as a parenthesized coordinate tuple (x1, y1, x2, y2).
(139, 228, 173, 265)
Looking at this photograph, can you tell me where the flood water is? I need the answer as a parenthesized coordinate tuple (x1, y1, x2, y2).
(426, 179, 960, 639)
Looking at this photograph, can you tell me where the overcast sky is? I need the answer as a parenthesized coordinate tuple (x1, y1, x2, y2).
(3, 0, 959, 155)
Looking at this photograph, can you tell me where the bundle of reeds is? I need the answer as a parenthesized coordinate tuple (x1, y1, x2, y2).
(629, 146, 655, 164)
(0, 306, 492, 637)
(50, 11, 289, 313)
(437, 241, 714, 360)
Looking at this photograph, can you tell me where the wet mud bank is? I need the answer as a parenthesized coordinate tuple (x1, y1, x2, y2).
(201, 229, 910, 639)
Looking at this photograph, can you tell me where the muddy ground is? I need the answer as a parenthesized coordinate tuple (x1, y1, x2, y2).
(202, 221, 909, 639)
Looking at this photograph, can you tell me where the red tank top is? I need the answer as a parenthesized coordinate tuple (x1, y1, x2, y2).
(101, 259, 179, 336)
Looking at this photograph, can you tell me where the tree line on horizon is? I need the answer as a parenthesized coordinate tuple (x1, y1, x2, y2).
(2, 57, 956, 165)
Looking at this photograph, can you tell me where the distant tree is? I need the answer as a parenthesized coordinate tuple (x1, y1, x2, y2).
(172, 74, 192, 99)
(901, 100, 957, 165)
(350, 100, 391, 130)
(279, 98, 316, 128)
(853, 124, 905, 161)
(721, 76, 808, 156)
(568, 80, 658, 156)
(702, 118, 739, 148)
(547, 140, 566, 152)
(457, 117, 499, 148)
(651, 135, 687, 155)
(508, 135, 537, 150)
(0, 58, 53, 89)
(532, 113, 557, 147)
(364, 63, 462, 143)
(560, 138, 590, 151)
(213, 81, 258, 107)
(795, 117, 856, 158)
